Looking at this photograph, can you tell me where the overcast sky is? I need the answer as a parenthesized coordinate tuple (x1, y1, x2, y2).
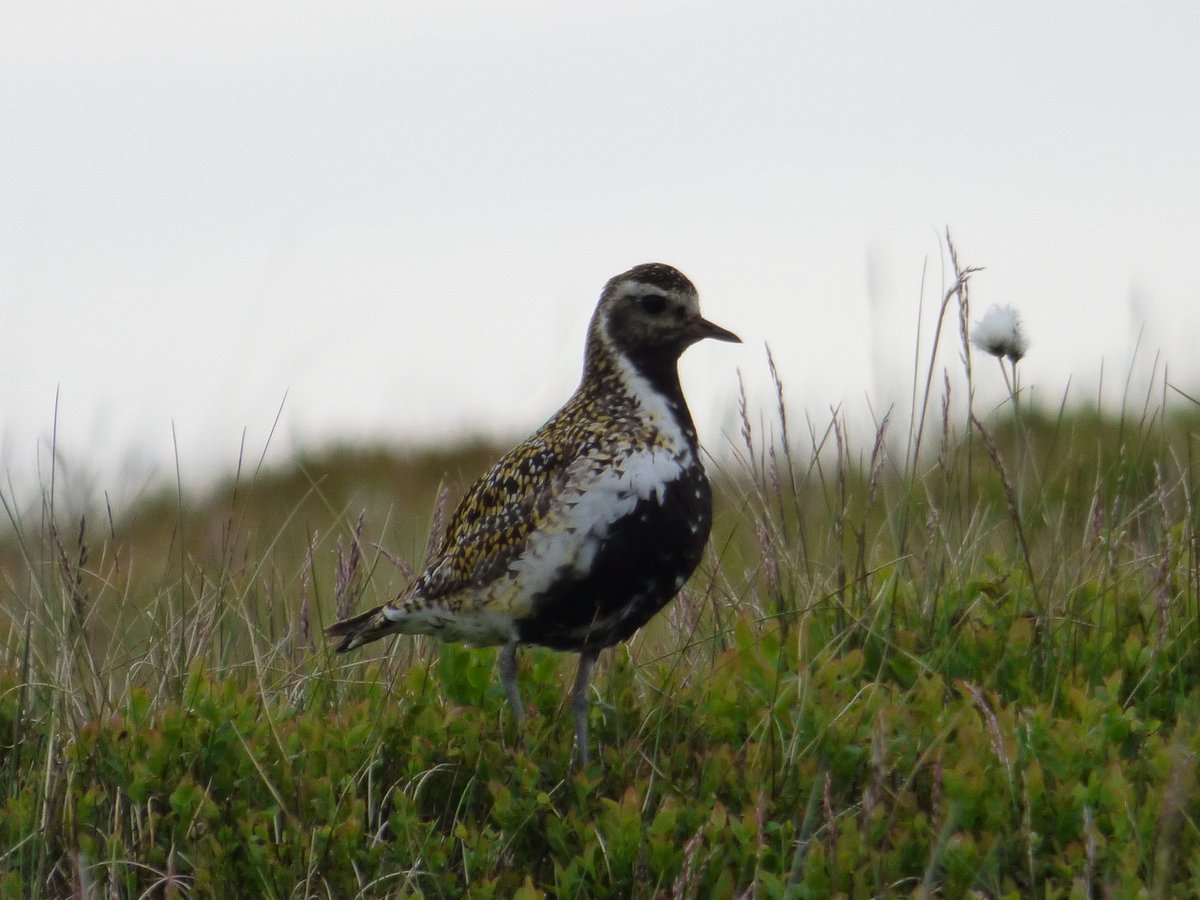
(3, 2, 1198, 505)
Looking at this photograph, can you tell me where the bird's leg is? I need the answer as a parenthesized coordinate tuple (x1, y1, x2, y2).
(498, 639, 524, 729)
(572, 649, 599, 765)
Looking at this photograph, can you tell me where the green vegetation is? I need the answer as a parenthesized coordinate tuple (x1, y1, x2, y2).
(4, 259, 1200, 897)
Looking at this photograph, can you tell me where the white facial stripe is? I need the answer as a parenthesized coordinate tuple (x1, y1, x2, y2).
(610, 282, 699, 311)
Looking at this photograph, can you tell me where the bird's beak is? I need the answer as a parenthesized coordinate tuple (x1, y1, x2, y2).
(692, 317, 742, 344)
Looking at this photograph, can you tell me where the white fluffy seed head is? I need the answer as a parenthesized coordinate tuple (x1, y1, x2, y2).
(971, 304, 1029, 362)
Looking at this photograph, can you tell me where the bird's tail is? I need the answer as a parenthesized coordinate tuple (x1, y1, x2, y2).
(326, 604, 399, 652)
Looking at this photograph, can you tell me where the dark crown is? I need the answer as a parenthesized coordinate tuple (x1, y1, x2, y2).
(602, 263, 696, 298)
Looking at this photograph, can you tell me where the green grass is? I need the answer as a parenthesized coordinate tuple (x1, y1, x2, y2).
(4, 248, 1200, 897)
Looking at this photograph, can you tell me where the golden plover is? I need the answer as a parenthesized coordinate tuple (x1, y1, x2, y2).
(327, 262, 740, 762)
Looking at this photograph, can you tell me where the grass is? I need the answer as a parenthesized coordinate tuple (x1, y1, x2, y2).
(4, 238, 1200, 897)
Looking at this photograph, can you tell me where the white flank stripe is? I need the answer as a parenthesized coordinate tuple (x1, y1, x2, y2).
(508, 449, 686, 599)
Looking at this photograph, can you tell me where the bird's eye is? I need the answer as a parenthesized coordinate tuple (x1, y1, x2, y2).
(638, 294, 667, 315)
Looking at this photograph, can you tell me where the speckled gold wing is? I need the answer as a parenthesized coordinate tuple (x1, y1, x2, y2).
(407, 410, 606, 608)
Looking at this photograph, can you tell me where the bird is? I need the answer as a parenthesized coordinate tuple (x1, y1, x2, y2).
(326, 262, 740, 763)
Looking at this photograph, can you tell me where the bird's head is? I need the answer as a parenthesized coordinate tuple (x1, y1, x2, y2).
(589, 263, 741, 367)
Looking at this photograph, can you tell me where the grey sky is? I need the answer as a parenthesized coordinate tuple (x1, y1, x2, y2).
(3, 2, 1198, 502)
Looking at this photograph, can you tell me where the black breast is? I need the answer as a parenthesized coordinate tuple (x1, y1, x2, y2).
(516, 462, 713, 652)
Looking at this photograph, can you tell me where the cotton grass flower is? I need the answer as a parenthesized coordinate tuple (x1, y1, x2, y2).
(971, 304, 1029, 363)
